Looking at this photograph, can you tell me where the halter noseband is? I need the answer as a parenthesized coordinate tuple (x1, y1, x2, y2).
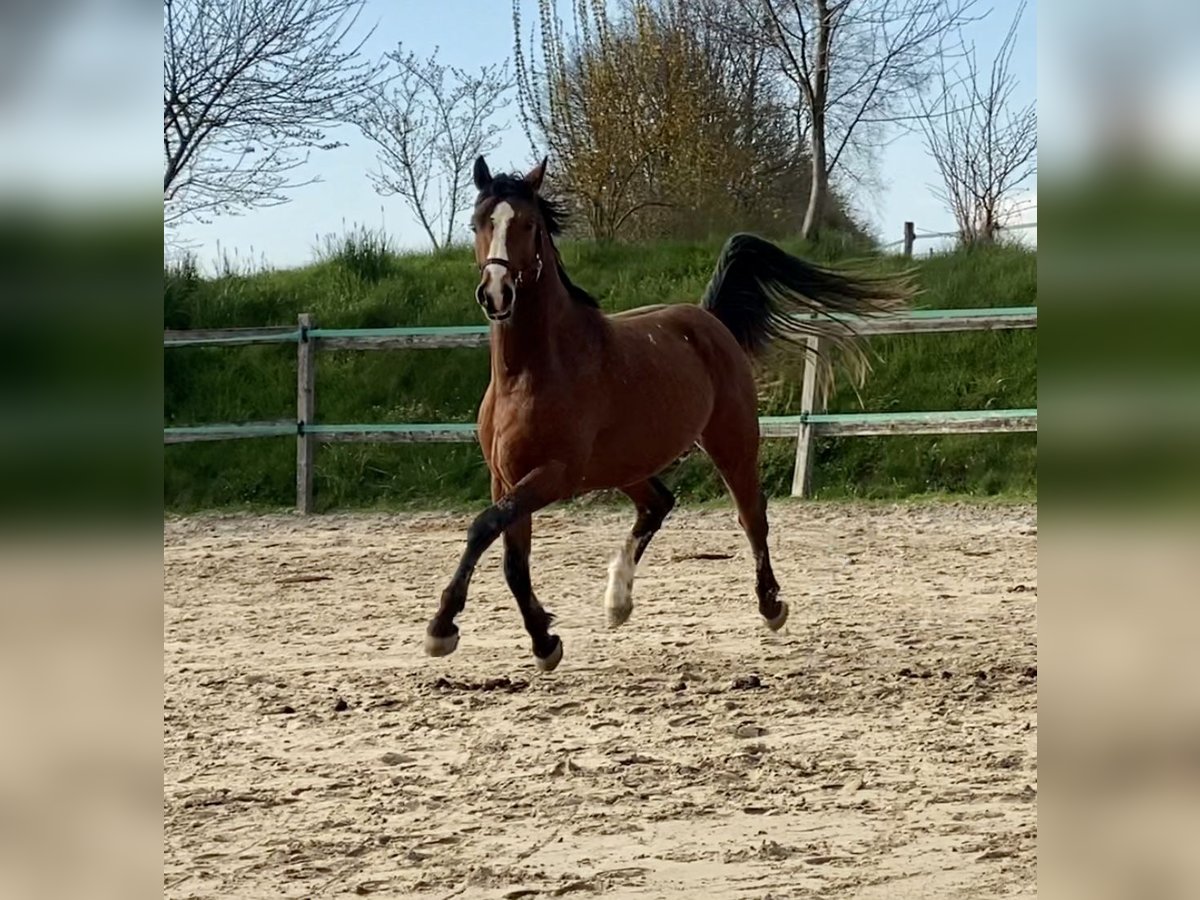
(480, 254, 543, 286)
(479, 226, 544, 286)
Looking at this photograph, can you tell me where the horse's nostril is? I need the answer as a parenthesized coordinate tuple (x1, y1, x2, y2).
(475, 284, 487, 307)
(501, 283, 515, 308)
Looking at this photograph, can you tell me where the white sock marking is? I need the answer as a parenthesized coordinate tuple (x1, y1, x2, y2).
(604, 534, 638, 622)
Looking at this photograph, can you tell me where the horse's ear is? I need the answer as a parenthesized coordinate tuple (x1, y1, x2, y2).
(524, 156, 548, 193)
(473, 156, 492, 191)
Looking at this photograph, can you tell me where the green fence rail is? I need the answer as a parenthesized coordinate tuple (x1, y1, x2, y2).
(164, 307, 1036, 348)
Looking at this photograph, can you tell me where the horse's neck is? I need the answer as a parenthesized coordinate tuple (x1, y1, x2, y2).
(490, 276, 597, 382)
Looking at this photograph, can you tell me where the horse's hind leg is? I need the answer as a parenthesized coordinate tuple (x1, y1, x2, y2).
(501, 515, 562, 670)
(737, 484, 788, 631)
(605, 477, 676, 628)
(700, 423, 789, 631)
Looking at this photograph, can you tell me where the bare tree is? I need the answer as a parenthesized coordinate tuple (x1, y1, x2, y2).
(750, 0, 980, 239)
(919, 3, 1036, 245)
(163, 0, 382, 227)
(513, 0, 820, 240)
(355, 49, 512, 251)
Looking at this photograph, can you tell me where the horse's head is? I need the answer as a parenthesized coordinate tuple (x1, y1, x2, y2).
(470, 155, 552, 322)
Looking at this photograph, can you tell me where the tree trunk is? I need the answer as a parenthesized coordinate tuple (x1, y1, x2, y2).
(801, 115, 828, 240)
(802, 0, 832, 241)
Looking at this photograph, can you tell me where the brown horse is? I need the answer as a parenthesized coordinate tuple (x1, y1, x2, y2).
(424, 156, 910, 670)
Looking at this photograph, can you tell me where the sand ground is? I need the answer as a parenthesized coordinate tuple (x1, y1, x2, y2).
(164, 501, 1037, 899)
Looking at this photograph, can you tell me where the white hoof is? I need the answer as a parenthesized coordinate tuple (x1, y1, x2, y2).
(535, 638, 563, 672)
(604, 536, 638, 629)
(606, 602, 633, 629)
(424, 631, 460, 657)
(764, 601, 789, 632)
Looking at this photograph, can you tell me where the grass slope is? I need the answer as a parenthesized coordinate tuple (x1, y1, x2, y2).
(165, 233, 1035, 511)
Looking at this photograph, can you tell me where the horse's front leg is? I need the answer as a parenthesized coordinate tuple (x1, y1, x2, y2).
(501, 514, 562, 670)
(424, 463, 568, 667)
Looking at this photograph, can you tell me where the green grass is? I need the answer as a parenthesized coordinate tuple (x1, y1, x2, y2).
(165, 233, 1036, 511)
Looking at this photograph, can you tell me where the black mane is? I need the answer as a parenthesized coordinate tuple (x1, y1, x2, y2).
(476, 173, 600, 309)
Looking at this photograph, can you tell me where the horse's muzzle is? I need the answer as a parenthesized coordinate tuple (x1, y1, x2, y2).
(477, 271, 515, 321)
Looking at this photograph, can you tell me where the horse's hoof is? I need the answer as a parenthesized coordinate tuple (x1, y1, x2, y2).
(424, 631, 460, 657)
(534, 636, 563, 672)
(606, 603, 633, 628)
(764, 601, 789, 632)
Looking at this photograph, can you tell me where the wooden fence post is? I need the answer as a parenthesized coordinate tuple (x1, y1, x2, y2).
(296, 313, 316, 514)
(902, 221, 916, 258)
(791, 334, 826, 498)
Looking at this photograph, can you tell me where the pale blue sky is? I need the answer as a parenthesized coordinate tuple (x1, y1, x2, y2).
(174, 0, 1037, 269)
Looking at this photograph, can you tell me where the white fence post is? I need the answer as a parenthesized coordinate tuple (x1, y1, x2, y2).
(791, 334, 826, 498)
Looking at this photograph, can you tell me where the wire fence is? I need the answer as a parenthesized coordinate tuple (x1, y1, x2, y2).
(880, 218, 1038, 255)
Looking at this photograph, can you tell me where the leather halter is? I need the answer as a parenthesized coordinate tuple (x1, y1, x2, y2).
(479, 226, 544, 286)
(480, 254, 543, 286)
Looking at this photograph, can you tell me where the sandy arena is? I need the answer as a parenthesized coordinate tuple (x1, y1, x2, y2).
(164, 501, 1037, 899)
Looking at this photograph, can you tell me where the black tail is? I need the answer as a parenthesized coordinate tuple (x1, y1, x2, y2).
(700, 233, 912, 385)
